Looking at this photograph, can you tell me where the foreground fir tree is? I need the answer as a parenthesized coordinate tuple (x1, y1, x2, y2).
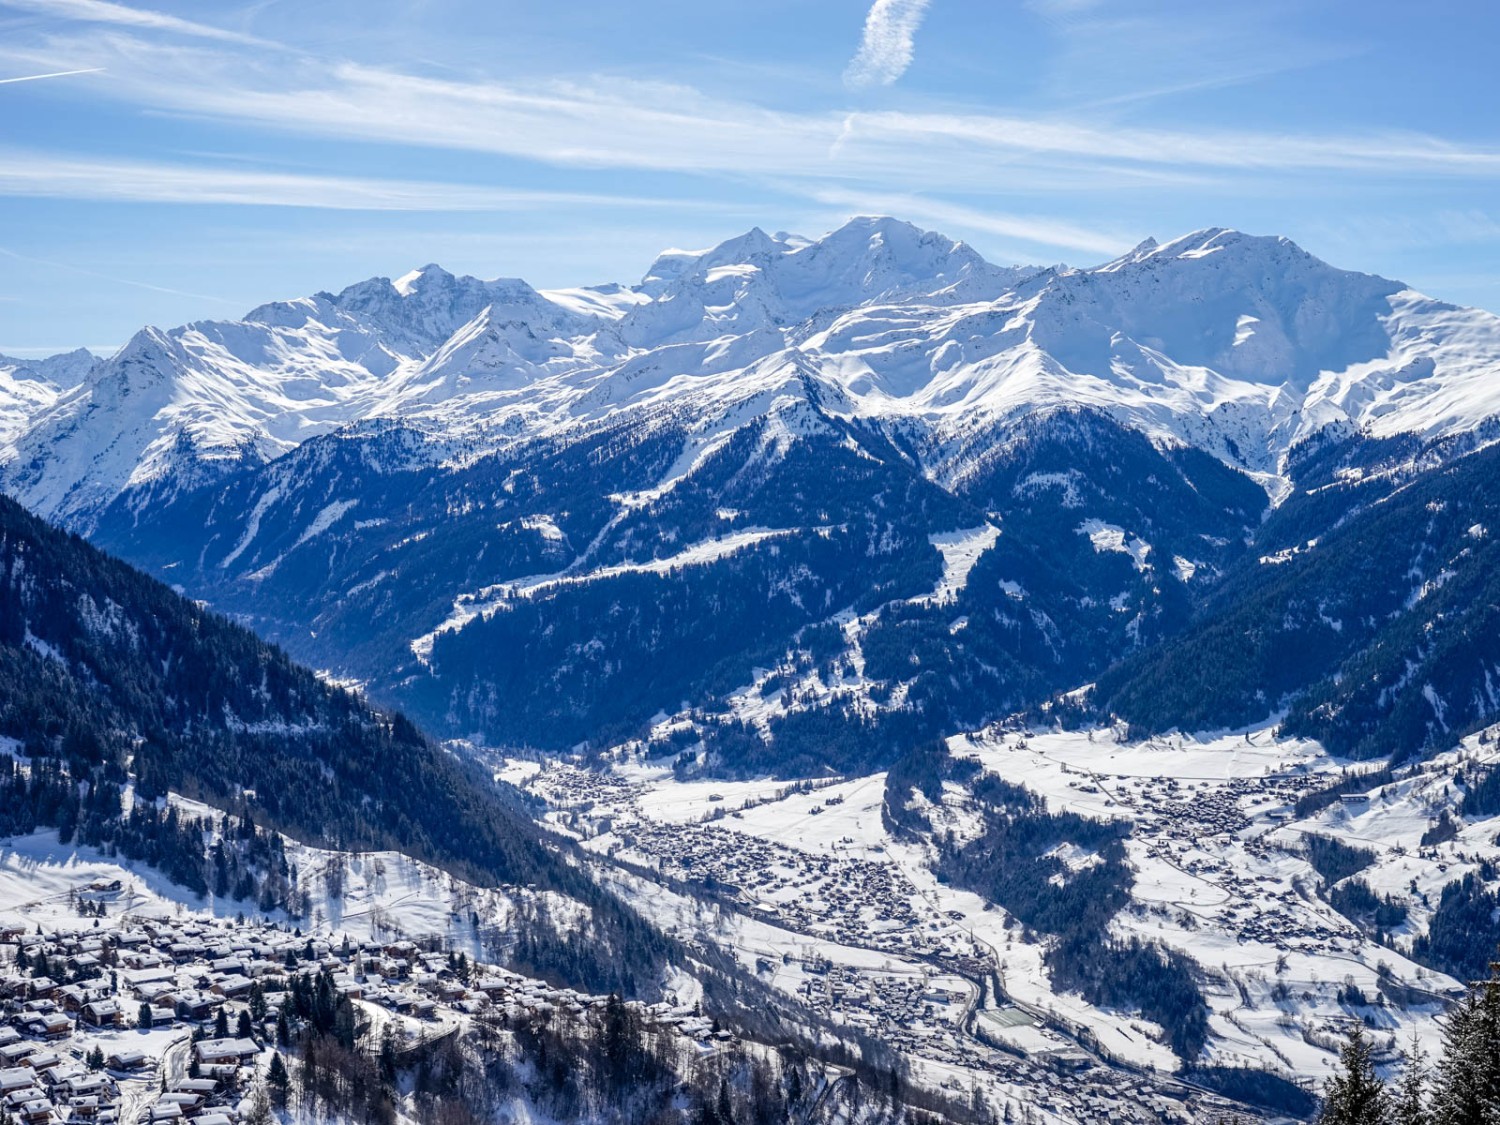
(1393, 1032, 1429, 1125)
(1320, 1024, 1390, 1125)
(1428, 975, 1500, 1125)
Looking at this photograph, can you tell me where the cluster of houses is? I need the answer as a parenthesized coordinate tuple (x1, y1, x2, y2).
(0, 895, 769, 1125)
(614, 821, 946, 957)
(1125, 770, 1383, 953)
(0, 916, 280, 1125)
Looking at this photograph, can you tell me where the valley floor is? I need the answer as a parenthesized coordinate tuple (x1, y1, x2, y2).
(507, 722, 1494, 1121)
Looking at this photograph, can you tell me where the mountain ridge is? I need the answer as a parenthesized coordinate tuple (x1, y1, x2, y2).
(8, 217, 1500, 534)
(4, 217, 1500, 768)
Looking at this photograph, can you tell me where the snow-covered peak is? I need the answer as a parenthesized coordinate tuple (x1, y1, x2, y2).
(1025, 228, 1407, 391)
(0, 350, 86, 447)
(640, 216, 1034, 313)
(1094, 237, 1160, 273)
(392, 262, 449, 297)
(7, 218, 1500, 527)
(622, 216, 1040, 350)
(639, 227, 795, 297)
(0, 347, 99, 388)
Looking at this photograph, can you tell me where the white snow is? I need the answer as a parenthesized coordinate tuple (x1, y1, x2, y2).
(410, 527, 793, 659)
(12, 221, 1500, 532)
(913, 524, 1000, 606)
(1077, 519, 1152, 572)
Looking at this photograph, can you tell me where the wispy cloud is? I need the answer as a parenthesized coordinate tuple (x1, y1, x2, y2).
(18, 32, 1491, 193)
(0, 65, 103, 84)
(0, 244, 238, 304)
(844, 0, 932, 89)
(0, 0, 276, 47)
(0, 148, 748, 213)
(0, 10, 1497, 274)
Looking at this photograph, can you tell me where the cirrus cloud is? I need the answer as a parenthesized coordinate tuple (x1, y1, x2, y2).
(844, 0, 932, 89)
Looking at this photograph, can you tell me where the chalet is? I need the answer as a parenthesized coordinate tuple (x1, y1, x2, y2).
(104, 1051, 149, 1072)
(56, 987, 89, 1014)
(195, 1115, 233, 1125)
(25, 1015, 71, 1041)
(0, 1069, 34, 1095)
(5, 1087, 41, 1111)
(0, 1044, 35, 1066)
(144, 1008, 176, 1029)
(81, 1001, 123, 1028)
(168, 944, 201, 965)
(148, 1102, 182, 1122)
(193, 1039, 257, 1067)
(170, 1079, 218, 1101)
(208, 975, 252, 999)
(68, 1095, 101, 1120)
(62, 1074, 110, 1100)
(23, 1052, 61, 1073)
(474, 977, 508, 1000)
(0, 1027, 20, 1047)
(122, 968, 174, 994)
(26, 979, 58, 1001)
(155, 1092, 202, 1114)
(132, 982, 176, 1006)
(20, 1096, 53, 1125)
(174, 993, 216, 1021)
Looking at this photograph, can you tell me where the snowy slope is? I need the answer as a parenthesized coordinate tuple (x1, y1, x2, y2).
(8, 216, 1500, 533)
(0, 348, 92, 445)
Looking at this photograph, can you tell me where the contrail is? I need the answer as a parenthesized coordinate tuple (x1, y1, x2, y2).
(0, 67, 106, 85)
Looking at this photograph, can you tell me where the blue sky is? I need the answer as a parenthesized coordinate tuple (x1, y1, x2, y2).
(0, 0, 1497, 355)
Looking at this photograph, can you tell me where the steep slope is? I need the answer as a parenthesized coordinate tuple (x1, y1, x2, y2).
(0, 348, 91, 444)
(1089, 429, 1500, 759)
(0, 490, 566, 891)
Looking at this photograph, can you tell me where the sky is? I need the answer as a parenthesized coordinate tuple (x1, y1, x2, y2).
(0, 0, 1498, 355)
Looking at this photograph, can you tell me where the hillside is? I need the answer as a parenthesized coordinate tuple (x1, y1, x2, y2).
(0, 490, 574, 892)
(2, 218, 1497, 772)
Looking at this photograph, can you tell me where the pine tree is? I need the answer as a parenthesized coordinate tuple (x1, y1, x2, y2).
(299, 1038, 318, 1111)
(248, 981, 267, 1021)
(1392, 1031, 1429, 1125)
(1319, 1024, 1390, 1125)
(716, 1077, 736, 1125)
(267, 1052, 290, 1108)
(1430, 969, 1500, 1125)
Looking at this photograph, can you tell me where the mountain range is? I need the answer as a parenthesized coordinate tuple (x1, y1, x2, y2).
(5, 217, 1500, 771)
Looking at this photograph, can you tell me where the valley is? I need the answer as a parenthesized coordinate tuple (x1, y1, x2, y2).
(3, 215, 1500, 1122)
(498, 723, 1500, 1117)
